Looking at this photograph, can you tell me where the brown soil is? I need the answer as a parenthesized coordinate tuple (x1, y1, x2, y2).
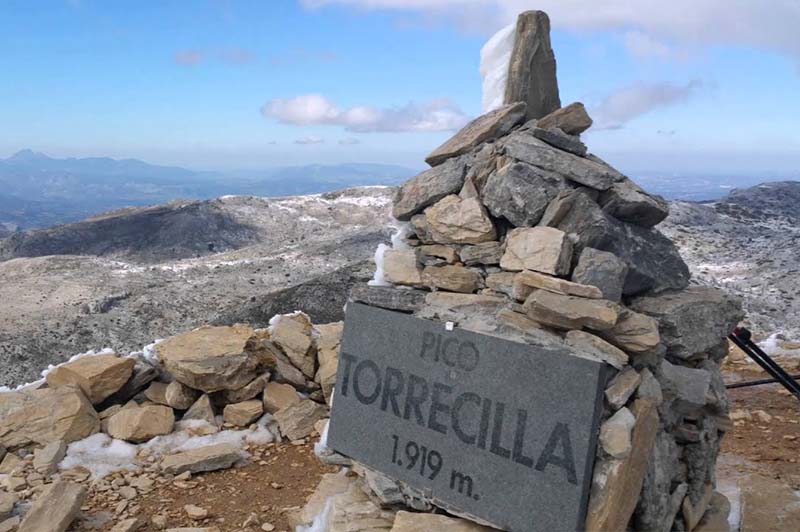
(76, 441, 337, 532)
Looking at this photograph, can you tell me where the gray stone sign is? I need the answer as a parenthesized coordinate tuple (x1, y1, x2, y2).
(328, 303, 609, 532)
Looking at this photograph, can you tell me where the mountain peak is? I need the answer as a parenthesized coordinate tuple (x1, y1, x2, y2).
(8, 149, 51, 162)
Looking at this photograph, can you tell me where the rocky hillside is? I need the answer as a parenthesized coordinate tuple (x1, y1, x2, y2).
(0, 187, 394, 387)
(660, 181, 800, 342)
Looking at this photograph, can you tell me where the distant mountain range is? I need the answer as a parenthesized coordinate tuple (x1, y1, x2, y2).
(0, 150, 415, 230)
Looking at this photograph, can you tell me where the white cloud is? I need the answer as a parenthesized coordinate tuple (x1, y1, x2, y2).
(300, 1, 800, 61)
(339, 137, 362, 145)
(591, 80, 702, 130)
(295, 135, 325, 145)
(261, 94, 469, 133)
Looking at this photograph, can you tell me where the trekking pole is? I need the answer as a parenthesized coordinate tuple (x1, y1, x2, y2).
(728, 327, 800, 402)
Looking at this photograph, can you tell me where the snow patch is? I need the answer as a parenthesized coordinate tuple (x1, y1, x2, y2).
(480, 22, 516, 113)
(368, 220, 411, 287)
(60, 433, 139, 479)
(296, 497, 334, 532)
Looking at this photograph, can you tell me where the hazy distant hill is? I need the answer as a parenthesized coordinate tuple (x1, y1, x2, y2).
(0, 150, 414, 230)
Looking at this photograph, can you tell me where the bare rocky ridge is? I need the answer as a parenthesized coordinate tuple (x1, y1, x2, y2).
(0, 187, 394, 387)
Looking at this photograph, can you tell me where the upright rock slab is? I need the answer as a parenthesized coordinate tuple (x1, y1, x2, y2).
(504, 10, 560, 120)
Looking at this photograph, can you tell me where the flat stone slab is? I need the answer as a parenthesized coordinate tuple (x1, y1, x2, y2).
(328, 303, 609, 532)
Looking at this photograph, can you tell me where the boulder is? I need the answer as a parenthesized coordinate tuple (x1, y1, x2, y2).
(539, 189, 590, 227)
(263, 382, 301, 414)
(17, 480, 86, 532)
(513, 270, 602, 301)
(500, 227, 572, 275)
(182, 395, 216, 425)
(391, 511, 495, 531)
(482, 162, 568, 227)
(45, 354, 135, 405)
(155, 324, 275, 393)
(0, 386, 99, 449)
(605, 368, 642, 409)
(523, 289, 619, 331)
(392, 155, 468, 221)
(549, 189, 690, 295)
(599, 179, 669, 227)
(161, 442, 242, 475)
(274, 400, 328, 441)
(585, 399, 659, 532)
(349, 285, 426, 313)
(219, 372, 270, 404)
(600, 309, 661, 353)
(571, 248, 628, 302)
(222, 400, 263, 427)
(144, 381, 169, 405)
(537, 102, 593, 135)
(630, 287, 743, 360)
(564, 330, 628, 370)
(383, 250, 423, 286)
(459, 242, 503, 266)
(106, 404, 174, 443)
(165, 381, 200, 410)
(422, 265, 483, 293)
(658, 360, 711, 416)
(599, 407, 635, 459)
(531, 127, 587, 157)
(270, 313, 317, 379)
(33, 440, 67, 474)
(424, 195, 496, 244)
(425, 102, 527, 166)
(504, 10, 560, 120)
(501, 132, 617, 191)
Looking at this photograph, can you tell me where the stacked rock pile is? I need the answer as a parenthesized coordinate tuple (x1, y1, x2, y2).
(0, 313, 342, 531)
(338, 10, 744, 532)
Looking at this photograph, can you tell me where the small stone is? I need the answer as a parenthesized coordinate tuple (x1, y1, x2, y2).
(143, 381, 169, 405)
(513, 270, 602, 301)
(422, 265, 483, 293)
(17, 480, 86, 532)
(537, 102, 593, 135)
(0, 492, 16, 520)
(314, 322, 343, 404)
(0, 453, 22, 475)
(161, 443, 242, 475)
(424, 195, 496, 245)
(151, 515, 168, 530)
(501, 227, 572, 275)
(571, 248, 628, 303)
(523, 289, 619, 331)
(605, 368, 642, 410)
(418, 244, 459, 264)
(33, 440, 67, 474)
(382, 250, 423, 286)
(600, 407, 635, 459)
(107, 405, 174, 443)
(182, 395, 216, 425)
(260, 524, 275, 532)
(184, 505, 208, 520)
(459, 242, 503, 266)
(110, 518, 143, 532)
(223, 400, 263, 427)
(45, 354, 135, 405)
(165, 381, 200, 410)
(263, 382, 301, 414)
(532, 127, 587, 157)
(274, 400, 328, 441)
(118, 486, 137, 500)
(564, 330, 628, 370)
(600, 309, 660, 353)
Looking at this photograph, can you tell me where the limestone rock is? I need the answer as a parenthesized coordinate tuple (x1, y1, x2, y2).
(600, 309, 661, 353)
(45, 354, 135, 405)
(298, 473, 355, 526)
(459, 242, 503, 266)
(600, 407, 635, 459)
(425, 102, 527, 166)
(106, 404, 174, 443)
(391, 511, 495, 531)
(270, 313, 316, 379)
(501, 132, 617, 191)
(222, 400, 263, 427)
(482, 162, 567, 227)
(0, 453, 22, 475)
(161, 442, 242, 475)
(314, 322, 343, 403)
(182, 394, 216, 425)
(634, 431, 681, 531)
(531, 127, 587, 157)
(144, 381, 169, 405)
(424, 195, 496, 245)
(539, 189, 588, 227)
(422, 265, 483, 293)
(263, 382, 301, 414)
(349, 284, 426, 313)
(392, 155, 468, 221)
(418, 244, 458, 265)
(504, 10, 560, 120)
(165, 381, 200, 410)
(523, 289, 619, 331)
(274, 400, 327, 441)
(485, 272, 515, 297)
(33, 440, 67, 474)
(599, 179, 669, 228)
(550, 189, 690, 295)
(0, 492, 15, 520)
(585, 399, 659, 532)
(156, 324, 275, 393)
(564, 330, 628, 370)
(383, 250, 423, 286)
(0, 517, 20, 532)
(0, 386, 99, 448)
(537, 102, 593, 135)
(571, 248, 628, 302)
(104, 359, 158, 406)
(17, 480, 86, 532)
(500, 227, 572, 275)
(605, 368, 642, 409)
(658, 360, 711, 415)
(219, 372, 269, 404)
(110, 518, 144, 532)
(513, 270, 602, 301)
(631, 287, 744, 360)
(682, 483, 714, 531)
(694, 491, 731, 532)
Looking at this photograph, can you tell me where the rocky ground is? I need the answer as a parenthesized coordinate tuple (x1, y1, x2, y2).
(0, 188, 394, 387)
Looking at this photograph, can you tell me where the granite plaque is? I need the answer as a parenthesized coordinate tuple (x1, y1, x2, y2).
(328, 303, 609, 532)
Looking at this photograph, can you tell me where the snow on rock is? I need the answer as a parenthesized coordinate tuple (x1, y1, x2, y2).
(480, 22, 516, 113)
(368, 220, 412, 286)
(60, 433, 139, 479)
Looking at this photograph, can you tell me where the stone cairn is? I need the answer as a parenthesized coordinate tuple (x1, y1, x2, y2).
(340, 10, 744, 532)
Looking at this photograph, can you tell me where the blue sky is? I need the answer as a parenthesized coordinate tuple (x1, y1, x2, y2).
(1, 0, 798, 175)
